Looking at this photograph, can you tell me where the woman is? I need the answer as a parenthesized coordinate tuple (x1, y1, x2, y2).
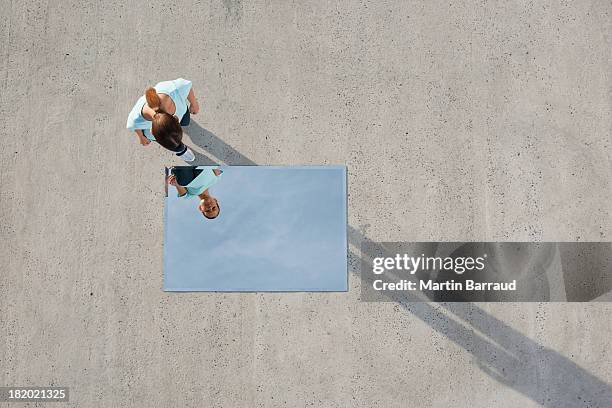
(167, 166, 222, 219)
(126, 78, 200, 161)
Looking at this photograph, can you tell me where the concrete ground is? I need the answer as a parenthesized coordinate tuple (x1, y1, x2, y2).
(1, 0, 611, 407)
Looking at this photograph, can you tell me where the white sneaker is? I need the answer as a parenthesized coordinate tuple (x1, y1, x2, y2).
(178, 147, 195, 162)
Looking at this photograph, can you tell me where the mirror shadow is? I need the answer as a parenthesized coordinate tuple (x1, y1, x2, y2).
(351, 232, 612, 407)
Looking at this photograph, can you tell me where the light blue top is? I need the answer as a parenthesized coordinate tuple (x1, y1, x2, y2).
(180, 166, 222, 198)
(126, 78, 192, 141)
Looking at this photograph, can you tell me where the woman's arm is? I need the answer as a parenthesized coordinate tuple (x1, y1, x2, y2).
(135, 129, 150, 146)
(168, 175, 188, 197)
(187, 88, 200, 114)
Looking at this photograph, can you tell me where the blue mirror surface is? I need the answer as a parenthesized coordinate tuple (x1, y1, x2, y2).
(164, 166, 347, 291)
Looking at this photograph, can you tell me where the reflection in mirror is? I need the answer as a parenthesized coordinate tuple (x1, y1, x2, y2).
(163, 166, 348, 292)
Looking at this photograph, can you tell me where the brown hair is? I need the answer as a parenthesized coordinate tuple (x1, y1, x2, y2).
(145, 87, 183, 150)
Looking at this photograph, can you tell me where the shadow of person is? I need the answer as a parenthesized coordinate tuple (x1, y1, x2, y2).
(184, 120, 255, 166)
(190, 150, 218, 166)
(181, 121, 612, 407)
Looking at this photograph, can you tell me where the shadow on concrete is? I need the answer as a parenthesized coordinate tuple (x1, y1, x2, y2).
(191, 150, 217, 166)
(184, 120, 612, 407)
(185, 121, 255, 166)
(352, 232, 612, 407)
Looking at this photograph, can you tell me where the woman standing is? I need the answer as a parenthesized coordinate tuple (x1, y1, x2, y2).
(126, 78, 200, 161)
(167, 166, 223, 220)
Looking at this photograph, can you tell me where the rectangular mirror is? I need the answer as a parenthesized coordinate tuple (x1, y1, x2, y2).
(163, 166, 348, 291)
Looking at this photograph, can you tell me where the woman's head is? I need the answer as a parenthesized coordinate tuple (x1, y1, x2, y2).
(199, 196, 220, 219)
(145, 87, 183, 150)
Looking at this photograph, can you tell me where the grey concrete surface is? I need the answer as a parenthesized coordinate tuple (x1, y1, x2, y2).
(1, 0, 611, 407)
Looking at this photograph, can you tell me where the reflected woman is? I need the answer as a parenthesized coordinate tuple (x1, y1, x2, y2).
(168, 166, 222, 219)
(127, 78, 200, 161)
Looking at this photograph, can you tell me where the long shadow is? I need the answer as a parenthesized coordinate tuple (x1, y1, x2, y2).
(184, 120, 612, 407)
(185, 121, 255, 165)
(352, 232, 612, 407)
(191, 150, 217, 166)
